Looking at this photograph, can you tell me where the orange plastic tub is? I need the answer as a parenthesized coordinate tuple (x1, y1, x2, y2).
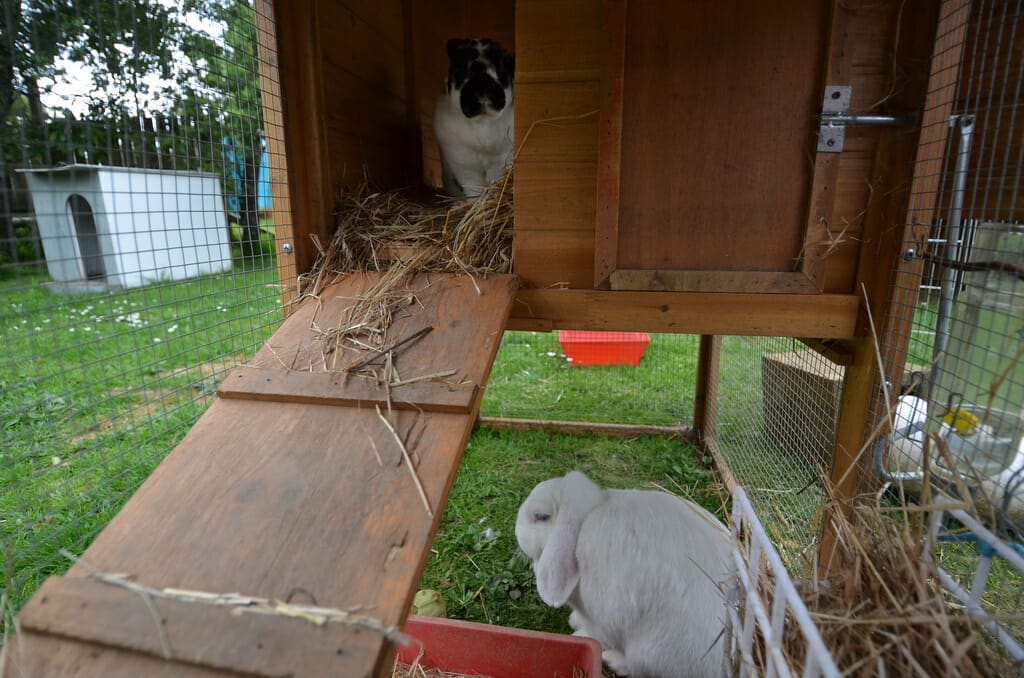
(397, 616, 603, 677)
(558, 330, 652, 367)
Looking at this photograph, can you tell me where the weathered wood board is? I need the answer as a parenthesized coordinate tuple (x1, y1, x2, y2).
(6, 272, 518, 678)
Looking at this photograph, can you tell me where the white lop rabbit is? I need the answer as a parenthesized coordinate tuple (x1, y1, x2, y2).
(516, 471, 736, 678)
(433, 37, 514, 198)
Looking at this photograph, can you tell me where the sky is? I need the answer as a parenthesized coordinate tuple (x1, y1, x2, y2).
(34, 6, 227, 120)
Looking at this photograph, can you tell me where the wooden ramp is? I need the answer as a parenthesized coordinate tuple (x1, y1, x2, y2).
(5, 273, 519, 678)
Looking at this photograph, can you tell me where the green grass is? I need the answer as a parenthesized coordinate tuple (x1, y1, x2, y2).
(418, 428, 721, 633)
(480, 332, 699, 425)
(1, 249, 281, 613)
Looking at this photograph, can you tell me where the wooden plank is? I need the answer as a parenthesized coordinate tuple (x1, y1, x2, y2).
(514, 229, 595, 289)
(594, 0, 626, 288)
(508, 289, 861, 338)
(8, 273, 519, 677)
(693, 336, 721, 443)
(5, 635, 229, 678)
(614, 1, 830, 274)
(799, 0, 851, 291)
(609, 270, 820, 294)
(318, 1, 406, 101)
(515, 0, 601, 79)
(237, 273, 517, 381)
(514, 81, 600, 163)
(272, 0, 335, 279)
(342, 0, 405, 49)
(478, 416, 695, 442)
(256, 1, 300, 313)
(219, 369, 476, 413)
(513, 162, 597, 231)
(18, 576, 376, 677)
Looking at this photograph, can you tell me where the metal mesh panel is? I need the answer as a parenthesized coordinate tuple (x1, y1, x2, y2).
(1, 0, 284, 620)
(872, 0, 1024, 651)
(713, 336, 844, 564)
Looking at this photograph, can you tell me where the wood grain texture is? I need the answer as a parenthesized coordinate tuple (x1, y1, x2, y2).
(19, 576, 375, 677)
(508, 289, 860, 337)
(693, 336, 722, 442)
(800, 1, 849, 291)
(219, 369, 477, 413)
(614, 1, 830, 274)
(609, 270, 820, 294)
(513, 162, 597, 231)
(514, 229, 595, 289)
(594, 0, 626, 288)
(514, 82, 600, 163)
(515, 0, 601, 79)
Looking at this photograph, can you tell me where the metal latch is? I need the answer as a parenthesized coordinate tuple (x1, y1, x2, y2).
(817, 85, 916, 153)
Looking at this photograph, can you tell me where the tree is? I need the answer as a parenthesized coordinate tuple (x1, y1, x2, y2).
(1, 0, 267, 267)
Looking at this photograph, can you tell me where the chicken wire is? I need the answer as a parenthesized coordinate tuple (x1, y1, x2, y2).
(712, 336, 843, 565)
(0, 0, 284, 623)
(871, 0, 1024, 654)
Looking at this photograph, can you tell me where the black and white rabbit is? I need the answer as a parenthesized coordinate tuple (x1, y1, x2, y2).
(433, 37, 514, 198)
(516, 471, 736, 678)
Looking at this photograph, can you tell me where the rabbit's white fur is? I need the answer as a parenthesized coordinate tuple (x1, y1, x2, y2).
(433, 38, 514, 198)
(516, 471, 736, 678)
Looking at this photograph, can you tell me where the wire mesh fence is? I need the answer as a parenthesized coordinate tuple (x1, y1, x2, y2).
(712, 337, 843, 564)
(1, 0, 285, 621)
(871, 0, 1024, 654)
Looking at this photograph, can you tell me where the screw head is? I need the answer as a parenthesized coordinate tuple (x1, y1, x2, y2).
(282, 242, 293, 254)
(826, 137, 836, 147)
(903, 248, 916, 261)
(831, 90, 842, 99)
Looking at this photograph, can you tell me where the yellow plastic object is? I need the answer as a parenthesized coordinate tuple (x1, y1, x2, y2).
(943, 407, 980, 436)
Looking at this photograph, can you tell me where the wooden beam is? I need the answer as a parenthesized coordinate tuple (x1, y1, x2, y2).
(508, 288, 860, 338)
(272, 0, 334, 280)
(593, 0, 627, 288)
(610, 269, 820, 294)
(693, 336, 721, 444)
(477, 416, 695, 442)
(797, 338, 855, 366)
(255, 1, 300, 313)
(818, 335, 878, 574)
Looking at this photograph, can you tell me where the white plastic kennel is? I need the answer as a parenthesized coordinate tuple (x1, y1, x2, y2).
(19, 164, 232, 290)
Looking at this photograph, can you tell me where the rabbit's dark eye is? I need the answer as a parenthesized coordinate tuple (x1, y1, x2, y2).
(533, 512, 551, 522)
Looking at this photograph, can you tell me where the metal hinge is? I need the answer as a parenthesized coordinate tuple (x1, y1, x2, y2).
(817, 85, 916, 153)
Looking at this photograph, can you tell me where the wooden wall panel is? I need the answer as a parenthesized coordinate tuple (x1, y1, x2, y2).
(514, 230, 595, 288)
(408, 0, 515, 189)
(513, 0, 601, 289)
(615, 1, 829, 273)
(316, 0, 409, 191)
(514, 163, 597, 231)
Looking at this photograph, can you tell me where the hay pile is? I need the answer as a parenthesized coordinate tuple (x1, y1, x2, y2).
(298, 171, 513, 357)
(770, 495, 1017, 676)
(392, 663, 494, 678)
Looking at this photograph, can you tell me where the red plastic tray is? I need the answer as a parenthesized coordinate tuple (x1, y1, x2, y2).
(558, 330, 651, 367)
(397, 616, 603, 678)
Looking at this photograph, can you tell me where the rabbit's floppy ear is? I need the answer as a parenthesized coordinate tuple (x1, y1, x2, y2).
(535, 471, 605, 607)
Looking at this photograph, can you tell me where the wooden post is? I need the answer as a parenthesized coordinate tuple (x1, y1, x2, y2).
(818, 335, 878, 573)
(694, 335, 721, 444)
(268, 0, 334, 298)
(817, 0, 959, 575)
(255, 1, 299, 313)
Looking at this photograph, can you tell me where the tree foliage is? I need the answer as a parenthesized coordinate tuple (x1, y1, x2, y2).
(1, 0, 267, 263)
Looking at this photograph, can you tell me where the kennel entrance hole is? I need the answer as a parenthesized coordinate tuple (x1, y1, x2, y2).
(66, 193, 106, 280)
